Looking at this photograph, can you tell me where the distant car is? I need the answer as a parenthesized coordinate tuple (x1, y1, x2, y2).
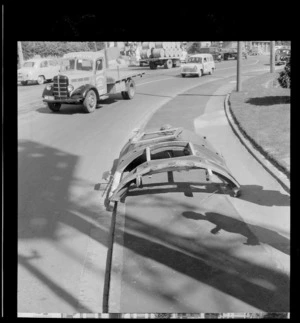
(18, 58, 61, 85)
(275, 49, 291, 65)
(181, 54, 215, 77)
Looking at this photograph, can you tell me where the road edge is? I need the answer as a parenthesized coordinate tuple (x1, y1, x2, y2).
(224, 93, 290, 194)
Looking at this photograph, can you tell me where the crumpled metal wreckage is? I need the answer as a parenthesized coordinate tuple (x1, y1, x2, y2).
(103, 125, 241, 205)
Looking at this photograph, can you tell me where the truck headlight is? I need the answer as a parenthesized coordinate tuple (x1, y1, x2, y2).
(68, 85, 74, 92)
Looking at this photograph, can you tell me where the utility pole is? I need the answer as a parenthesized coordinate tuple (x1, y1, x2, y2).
(94, 42, 97, 51)
(237, 41, 242, 91)
(270, 41, 275, 73)
(18, 41, 24, 68)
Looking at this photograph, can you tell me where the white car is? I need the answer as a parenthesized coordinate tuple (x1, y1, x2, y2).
(181, 53, 215, 77)
(18, 58, 61, 85)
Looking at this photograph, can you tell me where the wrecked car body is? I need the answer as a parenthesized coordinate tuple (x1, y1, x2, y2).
(103, 126, 241, 204)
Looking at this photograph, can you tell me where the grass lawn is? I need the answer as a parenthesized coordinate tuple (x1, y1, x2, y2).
(229, 71, 290, 176)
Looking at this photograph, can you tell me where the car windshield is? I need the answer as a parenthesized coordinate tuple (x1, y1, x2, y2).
(23, 62, 35, 67)
(60, 58, 93, 71)
(188, 57, 202, 63)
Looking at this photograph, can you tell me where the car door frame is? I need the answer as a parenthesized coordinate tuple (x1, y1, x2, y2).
(95, 58, 107, 96)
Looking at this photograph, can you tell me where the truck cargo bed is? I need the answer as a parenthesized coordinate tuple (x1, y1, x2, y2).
(106, 67, 144, 84)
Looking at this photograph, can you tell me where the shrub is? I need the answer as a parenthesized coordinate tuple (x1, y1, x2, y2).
(278, 57, 291, 88)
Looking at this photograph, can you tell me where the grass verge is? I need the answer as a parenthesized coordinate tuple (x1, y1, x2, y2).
(229, 71, 290, 177)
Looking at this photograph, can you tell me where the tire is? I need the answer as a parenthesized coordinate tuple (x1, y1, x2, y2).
(181, 74, 186, 78)
(198, 69, 202, 77)
(124, 79, 136, 100)
(149, 62, 157, 70)
(209, 68, 213, 75)
(121, 91, 128, 99)
(21, 81, 28, 85)
(164, 59, 173, 69)
(47, 103, 61, 112)
(37, 75, 45, 85)
(83, 89, 97, 113)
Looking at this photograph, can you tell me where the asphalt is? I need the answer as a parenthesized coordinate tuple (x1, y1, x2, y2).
(109, 68, 290, 313)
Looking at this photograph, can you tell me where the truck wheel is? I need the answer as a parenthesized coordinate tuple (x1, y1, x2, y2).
(47, 103, 61, 112)
(37, 76, 45, 85)
(83, 89, 97, 113)
(198, 69, 202, 77)
(121, 91, 128, 99)
(124, 79, 136, 99)
(149, 62, 157, 69)
(164, 59, 173, 69)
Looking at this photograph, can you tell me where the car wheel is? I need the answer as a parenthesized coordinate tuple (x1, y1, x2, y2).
(164, 59, 173, 69)
(83, 89, 97, 113)
(181, 74, 186, 78)
(21, 81, 28, 86)
(121, 91, 128, 99)
(47, 103, 61, 112)
(37, 76, 45, 85)
(124, 79, 136, 99)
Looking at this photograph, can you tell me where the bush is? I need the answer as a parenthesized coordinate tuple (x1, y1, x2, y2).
(278, 57, 291, 88)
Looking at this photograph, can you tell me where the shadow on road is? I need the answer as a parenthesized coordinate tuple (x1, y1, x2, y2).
(18, 140, 111, 312)
(245, 96, 290, 106)
(239, 184, 290, 207)
(18, 251, 93, 312)
(119, 209, 289, 312)
(182, 211, 290, 255)
(36, 97, 119, 115)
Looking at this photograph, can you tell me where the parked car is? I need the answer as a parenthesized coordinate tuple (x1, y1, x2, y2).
(18, 58, 61, 85)
(181, 54, 215, 77)
(275, 48, 291, 65)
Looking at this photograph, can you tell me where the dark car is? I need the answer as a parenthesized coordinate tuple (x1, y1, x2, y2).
(275, 49, 291, 65)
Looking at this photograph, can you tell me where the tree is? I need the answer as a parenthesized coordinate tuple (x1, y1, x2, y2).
(278, 57, 291, 88)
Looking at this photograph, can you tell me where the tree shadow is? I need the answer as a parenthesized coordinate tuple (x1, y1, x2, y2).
(18, 251, 93, 312)
(245, 96, 290, 106)
(18, 140, 112, 312)
(182, 211, 290, 255)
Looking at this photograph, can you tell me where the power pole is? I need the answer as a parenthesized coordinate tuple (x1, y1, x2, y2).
(18, 41, 24, 68)
(94, 42, 97, 51)
(237, 41, 242, 91)
(270, 41, 275, 73)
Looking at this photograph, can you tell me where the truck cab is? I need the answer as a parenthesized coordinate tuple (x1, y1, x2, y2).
(42, 50, 144, 113)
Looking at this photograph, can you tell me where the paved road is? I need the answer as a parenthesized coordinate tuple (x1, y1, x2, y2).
(18, 56, 289, 314)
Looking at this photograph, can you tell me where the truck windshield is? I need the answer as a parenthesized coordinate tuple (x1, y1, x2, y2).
(60, 58, 94, 72)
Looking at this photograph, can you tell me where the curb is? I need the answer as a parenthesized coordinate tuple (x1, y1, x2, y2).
(224, 94, 290, 194)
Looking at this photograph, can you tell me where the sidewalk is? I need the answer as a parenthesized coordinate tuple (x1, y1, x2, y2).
(228, 71, 290, 185)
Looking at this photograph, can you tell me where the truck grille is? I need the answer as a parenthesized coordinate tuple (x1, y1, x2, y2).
(53, 75, 69, 99)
